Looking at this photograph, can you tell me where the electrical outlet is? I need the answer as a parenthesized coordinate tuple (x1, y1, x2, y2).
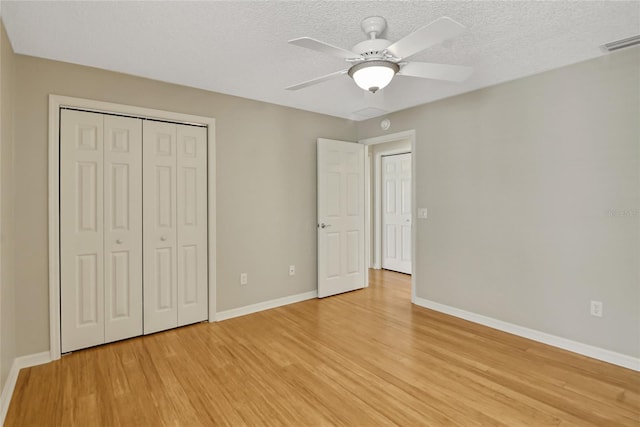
(240, 273, 248, 285)
(590, 300, 603, 317)
(289, 265, 295, 276)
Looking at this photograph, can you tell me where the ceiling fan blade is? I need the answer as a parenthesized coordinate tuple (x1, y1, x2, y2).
(286, 69, 349, 91)
(398, 62, 473, 82)
(289, 37, 360, 59)
(386, 17, 466, 59)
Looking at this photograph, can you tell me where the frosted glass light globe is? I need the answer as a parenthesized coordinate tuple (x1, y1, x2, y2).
(348, 61, 399, 93)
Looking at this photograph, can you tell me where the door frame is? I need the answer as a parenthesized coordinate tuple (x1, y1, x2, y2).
(359, 130, 416, 302)
(48, 94, 217, 360)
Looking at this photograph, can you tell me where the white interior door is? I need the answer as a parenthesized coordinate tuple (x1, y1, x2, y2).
(144, 121, 208, 334)
(176, 124, 208, 326)
(103, 115, 143, 342)
(60, 110, 106, 352)
(143, 120, 179, 334)
(317, 139, 365, 298)
(382, 153, 412, 274)
(61, 110, 144, 352)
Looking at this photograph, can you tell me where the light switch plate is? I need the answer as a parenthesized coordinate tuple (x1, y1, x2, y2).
(417, 208, 428, 219)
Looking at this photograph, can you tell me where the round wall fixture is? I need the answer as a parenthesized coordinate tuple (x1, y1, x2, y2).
(380, 119, 391, 130)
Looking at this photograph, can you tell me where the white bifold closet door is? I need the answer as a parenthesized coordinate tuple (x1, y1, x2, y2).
(381, 153, 412, 275)
(143, 120, 208, 335)
(60, 110, 143, 353)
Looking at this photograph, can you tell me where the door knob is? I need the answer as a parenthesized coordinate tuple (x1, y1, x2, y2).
(160, 236, 167, 241)
(116, 239, 123, 244)
(320, 223, 332, 229)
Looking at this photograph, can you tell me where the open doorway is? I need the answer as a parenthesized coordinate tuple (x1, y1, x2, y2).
(361, 130, 416, 302)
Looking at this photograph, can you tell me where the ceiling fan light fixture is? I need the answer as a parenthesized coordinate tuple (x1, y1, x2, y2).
(348, 60, 399, 93)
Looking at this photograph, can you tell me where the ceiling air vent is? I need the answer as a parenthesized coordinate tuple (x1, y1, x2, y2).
(601, 35, 640, 52)
(351, 107, 388, 120)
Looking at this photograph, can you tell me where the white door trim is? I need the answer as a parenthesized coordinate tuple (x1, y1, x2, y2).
(359, 130, 416, 303)
(48, 94, 217, 360)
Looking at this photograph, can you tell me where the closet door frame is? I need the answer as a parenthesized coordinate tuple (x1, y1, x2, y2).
(48, 95, 217, 360)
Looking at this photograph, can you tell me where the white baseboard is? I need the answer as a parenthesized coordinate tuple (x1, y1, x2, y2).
(1, 351, 51, 424)
(216, 290, 317, 321)
(414, 297, 640, 372)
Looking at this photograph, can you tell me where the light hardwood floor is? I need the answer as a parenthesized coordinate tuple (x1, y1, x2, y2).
(6, 269, 640, 426)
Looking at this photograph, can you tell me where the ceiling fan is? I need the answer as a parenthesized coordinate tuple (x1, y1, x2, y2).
(286, 16, 473, 93)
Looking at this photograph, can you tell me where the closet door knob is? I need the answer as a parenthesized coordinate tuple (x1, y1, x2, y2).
(160, 236, 167, 241)
(116, 239, 123, 244)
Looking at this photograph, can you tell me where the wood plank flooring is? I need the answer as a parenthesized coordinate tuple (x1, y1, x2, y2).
(6, 270, 640, 426)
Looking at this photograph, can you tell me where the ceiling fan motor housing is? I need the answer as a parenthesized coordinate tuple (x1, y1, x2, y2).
(352, 38, 393, 58)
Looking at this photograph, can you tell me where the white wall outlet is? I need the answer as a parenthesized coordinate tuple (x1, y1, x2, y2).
(240, 273, 248, 285)
(289, 265, 295, 276)
(590, 300, 603, 317)
(417, 208, 428, 219)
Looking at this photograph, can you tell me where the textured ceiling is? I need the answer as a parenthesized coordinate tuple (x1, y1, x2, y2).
(1, 1, 638, 120)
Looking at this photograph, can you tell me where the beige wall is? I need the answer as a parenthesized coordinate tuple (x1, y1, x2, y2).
(358, 48, 640, 357)
(13, 55, 356, 356)
(0, 20, 17, 388)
